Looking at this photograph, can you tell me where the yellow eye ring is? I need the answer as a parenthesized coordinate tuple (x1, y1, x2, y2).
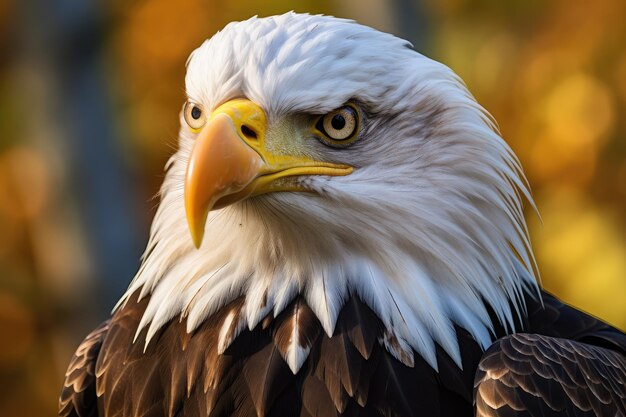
(184, 101, 206, 131)
(315, 104, 360, 147)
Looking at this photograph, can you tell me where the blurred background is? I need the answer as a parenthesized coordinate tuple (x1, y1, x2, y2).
(0, 0, 624, 415)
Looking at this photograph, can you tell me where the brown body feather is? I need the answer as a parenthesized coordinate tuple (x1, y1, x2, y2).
(474, 293, 626, 417)
(60, 291, 626, 417)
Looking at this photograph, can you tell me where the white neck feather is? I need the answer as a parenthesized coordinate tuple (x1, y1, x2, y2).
(118, 128, 539, 373)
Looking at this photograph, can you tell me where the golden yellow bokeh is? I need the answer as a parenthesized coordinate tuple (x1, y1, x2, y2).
(531, 188, 626, 327)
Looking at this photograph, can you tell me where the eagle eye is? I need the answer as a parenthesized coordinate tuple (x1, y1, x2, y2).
(315, 104, 360, 147)
(184, 101, 206, 131)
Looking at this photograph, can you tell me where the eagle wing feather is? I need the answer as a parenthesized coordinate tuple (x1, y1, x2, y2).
(474, 333, 626, 417)
(474, 291, 626, 417)
(59, 321, 109, 417)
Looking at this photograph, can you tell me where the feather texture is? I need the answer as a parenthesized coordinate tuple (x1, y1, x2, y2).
(474, 333, 626, 416)
(62, 290, 491, 416)
(59, 322, 108, 417)
(272, 298, 322, 373)
(60, 290, 626, 417)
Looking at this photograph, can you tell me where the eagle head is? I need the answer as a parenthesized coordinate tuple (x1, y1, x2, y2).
(121, 12, 538, 373)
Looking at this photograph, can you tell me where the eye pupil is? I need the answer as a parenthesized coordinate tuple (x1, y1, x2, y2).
(191, 106, 202, 120)
(331, 114, 345, 130)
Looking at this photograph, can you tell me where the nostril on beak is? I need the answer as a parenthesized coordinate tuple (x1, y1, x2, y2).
(240, 125, 258, 140)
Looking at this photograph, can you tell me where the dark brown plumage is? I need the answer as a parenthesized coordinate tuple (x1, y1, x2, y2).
(59, 322, 109, 417)
(60, 290, 626, 417)
(474, 294, 626, 417)
(474, 333, 626, 417)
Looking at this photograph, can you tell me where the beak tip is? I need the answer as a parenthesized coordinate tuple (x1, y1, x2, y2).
(186, 209, 206, 250)
(188, 220, 205, 250)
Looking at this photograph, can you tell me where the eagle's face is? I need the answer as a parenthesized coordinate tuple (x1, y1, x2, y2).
(124, 13, 538, 373)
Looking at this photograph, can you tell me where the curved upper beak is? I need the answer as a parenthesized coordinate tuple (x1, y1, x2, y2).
(184, 99, 353, 248)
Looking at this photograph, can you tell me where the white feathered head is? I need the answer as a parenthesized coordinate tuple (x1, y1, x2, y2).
(120, 12, 539, 373)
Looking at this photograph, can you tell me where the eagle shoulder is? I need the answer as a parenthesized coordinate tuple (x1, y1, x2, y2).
(474, 291, 626, 417)
(527, 291, 626, 354)
(474, 333, 626, 416)
(59, 321, 109, 417)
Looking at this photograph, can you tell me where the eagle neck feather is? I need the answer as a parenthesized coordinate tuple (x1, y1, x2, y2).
(119, 155, 539, 373)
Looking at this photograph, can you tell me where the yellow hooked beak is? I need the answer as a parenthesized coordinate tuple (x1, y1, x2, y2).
(184, 99, 353, 248)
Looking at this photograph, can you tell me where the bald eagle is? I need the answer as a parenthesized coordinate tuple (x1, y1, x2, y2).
(60, 12, 626, 417)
